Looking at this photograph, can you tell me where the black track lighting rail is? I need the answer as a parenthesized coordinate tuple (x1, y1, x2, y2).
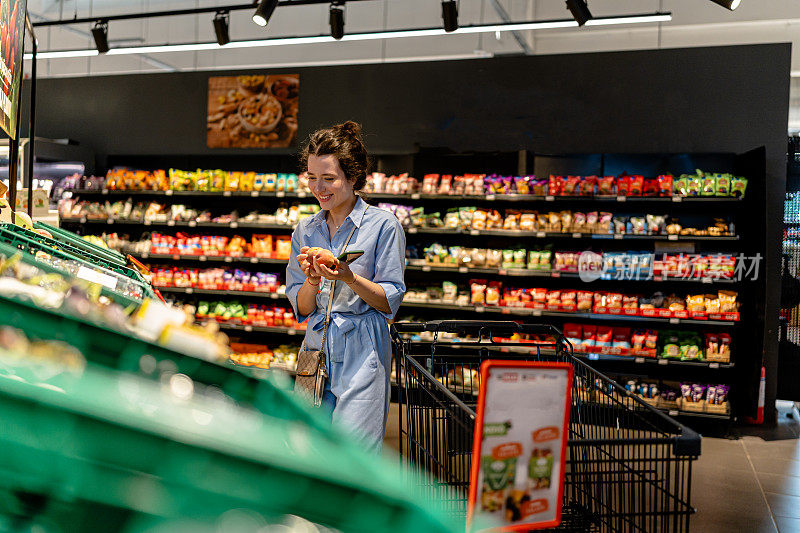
(31, 0, 375, 27)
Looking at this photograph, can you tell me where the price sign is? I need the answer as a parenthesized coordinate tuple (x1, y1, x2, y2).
(411, 193, 421, 200)
(165, 189, 174, 196)
(468, 361, 572, 532)
(244, 325, 253, 332)
(251, 191, 260, 197)
(277, 191, 286, 198)
(223, 191, 232, 197)
(616, 196, 627, 202)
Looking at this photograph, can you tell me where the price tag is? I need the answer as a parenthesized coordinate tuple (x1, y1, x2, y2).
(199, 256, 207, 262)
(498, 269, 507, 276)
(709, 363, 720, 369)
(80, 217, 87, 224)
(654, 276, 663, 282)
(250, 257, 259, 263)
(165, 190, 173, 196)
(277, 191, 285, 198)
(669, 318, 679, 324)
(411, 193, 421, 200)
(167, 220, 175, 226)
(470, 229, 480, 236)
(408, 227, 418, 234)
(76, 266, 118, 290)
(245, 325, 253, 332)
(551, 272, 561, 278)
(486, 194, 496, 201)
(572, 232, 581, 239)
(185, 288, 194, 294)
(298, 191, 307, 198)
(458, 267, 468, 273)
(669, 410, 679, 416)
(172, 255, 180, 261)
(288, 329, 297, 335)
(616, 196, 627, 202)
(144, 220, 152, 226)
(230, 222, 238, 229)
(107, 218, 114, 224)
(545, 195, 555, 202)
(701, 278, 712, 284)
(536, 231, 546, 238)
(635, 357, 645, 364)
(422, 265, 431, 272)
(270, 293, 279, 299)
(475, 307, 485, 313)
(189, 221, 197, 227)
(141, 252, 149, 259)
(668, 235, 678, 241)
(101, 189, 109, 195)
(672, 196, 682, 203)
(224, 257, 233, 263)
(250, 191, 259, 197)
(659, 359, 668, 365)
(588, 353, 599, 360)
(532, 309, 542, 316)
(223, 191, 232, 197)
(614, 234, 623, 240)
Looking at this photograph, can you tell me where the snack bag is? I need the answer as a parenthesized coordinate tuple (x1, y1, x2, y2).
(580, 176, 597, 196)
(617, 175, 631, 196)
(629, 175, 644, 196)
(662, 333, 681, 359)
(581, 325, 597, 349)
(577, 290, 593, 311)
(657, 175, 673, 197)
(595, 326, 613, 347)
(718, 290, 738, 313)
(686, 175, 702, 196)
(701, 175, 716, 196)
(563, 176, 580, 196)
(438, 175, 453, 195)
(486, 281, 502, 306)
(673, 175, 689, 196)
(612, 327, 631, 349)
(519, 212, 537, 231)
(471, 280, 487, 305)
(564, 323, 582, 346)
(549, 175, 562, 196)
(643, 178, 659, 197)
(715, 174, 731, 196)
(598, 176, 615, 196)
(731, 177, 748, 198)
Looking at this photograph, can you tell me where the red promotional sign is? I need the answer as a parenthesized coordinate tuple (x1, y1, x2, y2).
(468, 361, 572, 532)
(0, 0, 26, 139)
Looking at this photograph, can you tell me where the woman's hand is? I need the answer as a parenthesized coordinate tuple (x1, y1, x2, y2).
(312, 255, 356, 284)
(297, 246, 322, 285)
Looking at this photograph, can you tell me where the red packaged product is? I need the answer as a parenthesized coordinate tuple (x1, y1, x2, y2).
(564, 323, 582, 346)
(580, 176, 597, 196)
(606, 293, 623, 308)
(577, 290, 594, 311)
(629, 175, 644, 196)
(562, 176, 580, 196)
(595, 326, 613, 347)
(549, 175, 563, 196)
(658, 175, 673, 197)
(643, 178, 659, 197)
(616, 175, 631, 196)
(598, 176, 616, 196)
(546, 290, 562, 306)
(581, 325, 597, 349)
(612, 327, 631, 348)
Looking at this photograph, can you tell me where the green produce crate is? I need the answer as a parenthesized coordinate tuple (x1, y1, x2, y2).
(35, 221, 127, 265)
(0, 240, 142, 308)
(0, 360, 457, 533)
(0, 292, 331, 434)
(0, 224, 157, 301)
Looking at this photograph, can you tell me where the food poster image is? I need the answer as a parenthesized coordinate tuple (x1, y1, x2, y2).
(469, 362, 572, 531)
(0, 0, 26, 139)
(207, 74, 298, 149)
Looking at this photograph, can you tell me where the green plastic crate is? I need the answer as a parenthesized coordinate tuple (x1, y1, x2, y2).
(0, 224, 156, 301)
(0, 360, 457, 533)
(35, 221, 127, 265)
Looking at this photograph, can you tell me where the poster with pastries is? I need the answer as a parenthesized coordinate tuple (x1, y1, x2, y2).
(468, 361, 572, 531)
(207, 74, 298, 149)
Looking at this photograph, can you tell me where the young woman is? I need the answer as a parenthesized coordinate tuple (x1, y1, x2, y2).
(285, 121, 406, 451)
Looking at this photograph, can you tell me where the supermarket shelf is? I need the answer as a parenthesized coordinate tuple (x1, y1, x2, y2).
(406, 227, 739, 241)
(68, 188, 742, 203)
(60, 217, 296, 231)
(400, 300, 738, 326)
(405, 263, 736, 284)
(129, 251, 289, 265)
(201, 320, 304, 336)
(157, 286, 286, 299)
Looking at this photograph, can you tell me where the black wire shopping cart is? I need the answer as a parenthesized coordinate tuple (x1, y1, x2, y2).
(392, 320, 701, 533)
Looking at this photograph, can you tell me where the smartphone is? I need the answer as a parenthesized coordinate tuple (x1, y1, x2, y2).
(338, 250, 364, 264)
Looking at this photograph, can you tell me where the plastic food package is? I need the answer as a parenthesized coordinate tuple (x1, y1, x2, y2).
(470, 280, 487, 305)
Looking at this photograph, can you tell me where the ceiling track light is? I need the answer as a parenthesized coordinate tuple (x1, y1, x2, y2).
(91, 20, 110, 53)
(442, 0, 458, 33)
(213, 11, 230, 46)
(565, 0, 592, 26)
(253, 0, 280, 27)
(330, 2, 345, 40)
(708, 0, 741, 10)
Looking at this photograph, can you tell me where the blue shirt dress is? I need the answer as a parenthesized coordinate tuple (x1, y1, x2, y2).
(285, 196, 406, 450)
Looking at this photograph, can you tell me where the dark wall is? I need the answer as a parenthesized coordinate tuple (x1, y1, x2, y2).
(20, 43, 791, 423)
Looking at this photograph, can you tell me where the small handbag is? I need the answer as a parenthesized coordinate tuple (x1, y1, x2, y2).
(295, 226, 356, 406)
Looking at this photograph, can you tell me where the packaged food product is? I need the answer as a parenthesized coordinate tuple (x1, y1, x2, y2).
(580, 176, 596, 196)
(561, 290, 577, 308)
(438, 175, 453, 195)
(486, 282, 502, 306)
(564, 323, 582, 346)
(595, 326, 613, 347)
(577, 291, 593, 311)
(561, 211, 573, 233)
(528, 447, 554, 491)
(444, 210, 460, 228)
(617, 175, 631, 196)
(486, 249, 503, 268)
(531, 178, 548, 196)
(545, 290, 561, 306)
(629, 175, 644, 196)
(631, 330, 647, 351)
(471, 280, 487, 305)
(606, 293, 623, 309)
(673, 176, 689, 196)
(514, 176, 530, 195)
(519, 213, 537, 231)
(512, 249, 526, 269)
(563, 176, 580, 196)
(731, 177, 748, 198)
(662, 333, 681, 359)
(622, 295, 639, 309)
(581, 325, 597, 349)
(643, 178, 659, 197)
(549, 175, 562, 196)
(701, 175, 716, 196)
(598, 176, 615, 196)
(657, 175, 673, 197)
(612, 327, 631, 349)
(715, 174, 731, 196)
(686, 176, 702, 196)
(718, 290, 738, 312)
(705, 294, 720, 314)
(472, 209, 488, 230)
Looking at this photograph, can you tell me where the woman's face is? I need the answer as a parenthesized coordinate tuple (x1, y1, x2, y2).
(307, 154, 355, 211)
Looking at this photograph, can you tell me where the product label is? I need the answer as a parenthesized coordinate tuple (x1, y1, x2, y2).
(484, 421, 512, 437)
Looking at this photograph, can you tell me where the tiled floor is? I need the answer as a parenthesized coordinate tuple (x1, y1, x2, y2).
(384, 401, 800, 532)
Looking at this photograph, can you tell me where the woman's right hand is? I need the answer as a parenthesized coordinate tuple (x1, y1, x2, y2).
(297, 246, 322, 285)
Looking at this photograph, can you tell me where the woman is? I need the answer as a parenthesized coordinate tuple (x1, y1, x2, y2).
(286, 121, 406, 451)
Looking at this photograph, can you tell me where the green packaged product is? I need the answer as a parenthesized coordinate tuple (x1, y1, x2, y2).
(528, 448, 554, 490)
(731, 176, 748, 199)
(513, 249, 527, 269)
(480, 456, 516, 512)
(686, 176, 702, 197)
(715, 174, 731, 196)
(662, 332, 681, 359)
(701, 176, 716, 196)
(681, 342, 703, 361)
(502, 249, 515, 269)
(538, 250, 553, 270)
(527, 250, 541, 270)
(673, 175, 689, 196)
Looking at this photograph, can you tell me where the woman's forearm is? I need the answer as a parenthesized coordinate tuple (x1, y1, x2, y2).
(297, 279, 320, 317)
(346, 274, 392, 314)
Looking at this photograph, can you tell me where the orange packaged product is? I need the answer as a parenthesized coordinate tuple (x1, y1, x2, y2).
(274, 236, 292, 260)
(251, 234, 273, 257)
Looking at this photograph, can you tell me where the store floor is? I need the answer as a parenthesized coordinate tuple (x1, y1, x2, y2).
(383, 401, 800, 532)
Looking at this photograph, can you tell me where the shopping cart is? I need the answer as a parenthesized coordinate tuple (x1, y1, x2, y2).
(392, 320, 701, 533)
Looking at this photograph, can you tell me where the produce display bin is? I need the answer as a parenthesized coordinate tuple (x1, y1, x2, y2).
(0, 224, 156, 301)
(0, 357, 458, 533)
(35, 221, 127, 266)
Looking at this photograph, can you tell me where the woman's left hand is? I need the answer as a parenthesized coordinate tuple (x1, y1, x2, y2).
(312, 255, 356, 284)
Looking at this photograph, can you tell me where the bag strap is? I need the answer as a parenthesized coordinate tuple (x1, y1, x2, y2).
(320, 223, 357, 355)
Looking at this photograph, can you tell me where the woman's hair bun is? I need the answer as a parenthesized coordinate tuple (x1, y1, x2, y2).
(337, 120, 362, 138)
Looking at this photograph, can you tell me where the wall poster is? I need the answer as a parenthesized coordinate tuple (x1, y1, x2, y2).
(468, 361, 573, 531)
(207, 74, 298, 149)
(0, 0, 26, 139)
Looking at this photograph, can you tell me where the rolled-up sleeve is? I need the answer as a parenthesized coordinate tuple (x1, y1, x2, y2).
(285, 227, 313, 323)
(373, 218, 407, 319)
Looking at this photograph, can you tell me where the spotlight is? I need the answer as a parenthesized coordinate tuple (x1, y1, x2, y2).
(91, 20, 109, 53)
(565, 0, 592, 26)
(213, 11, 230, 46)
(708, 0, 741, 9)
(442, 0, 458, 33)
(330, 2, 344, 40)
(253, 0, 280, 27)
